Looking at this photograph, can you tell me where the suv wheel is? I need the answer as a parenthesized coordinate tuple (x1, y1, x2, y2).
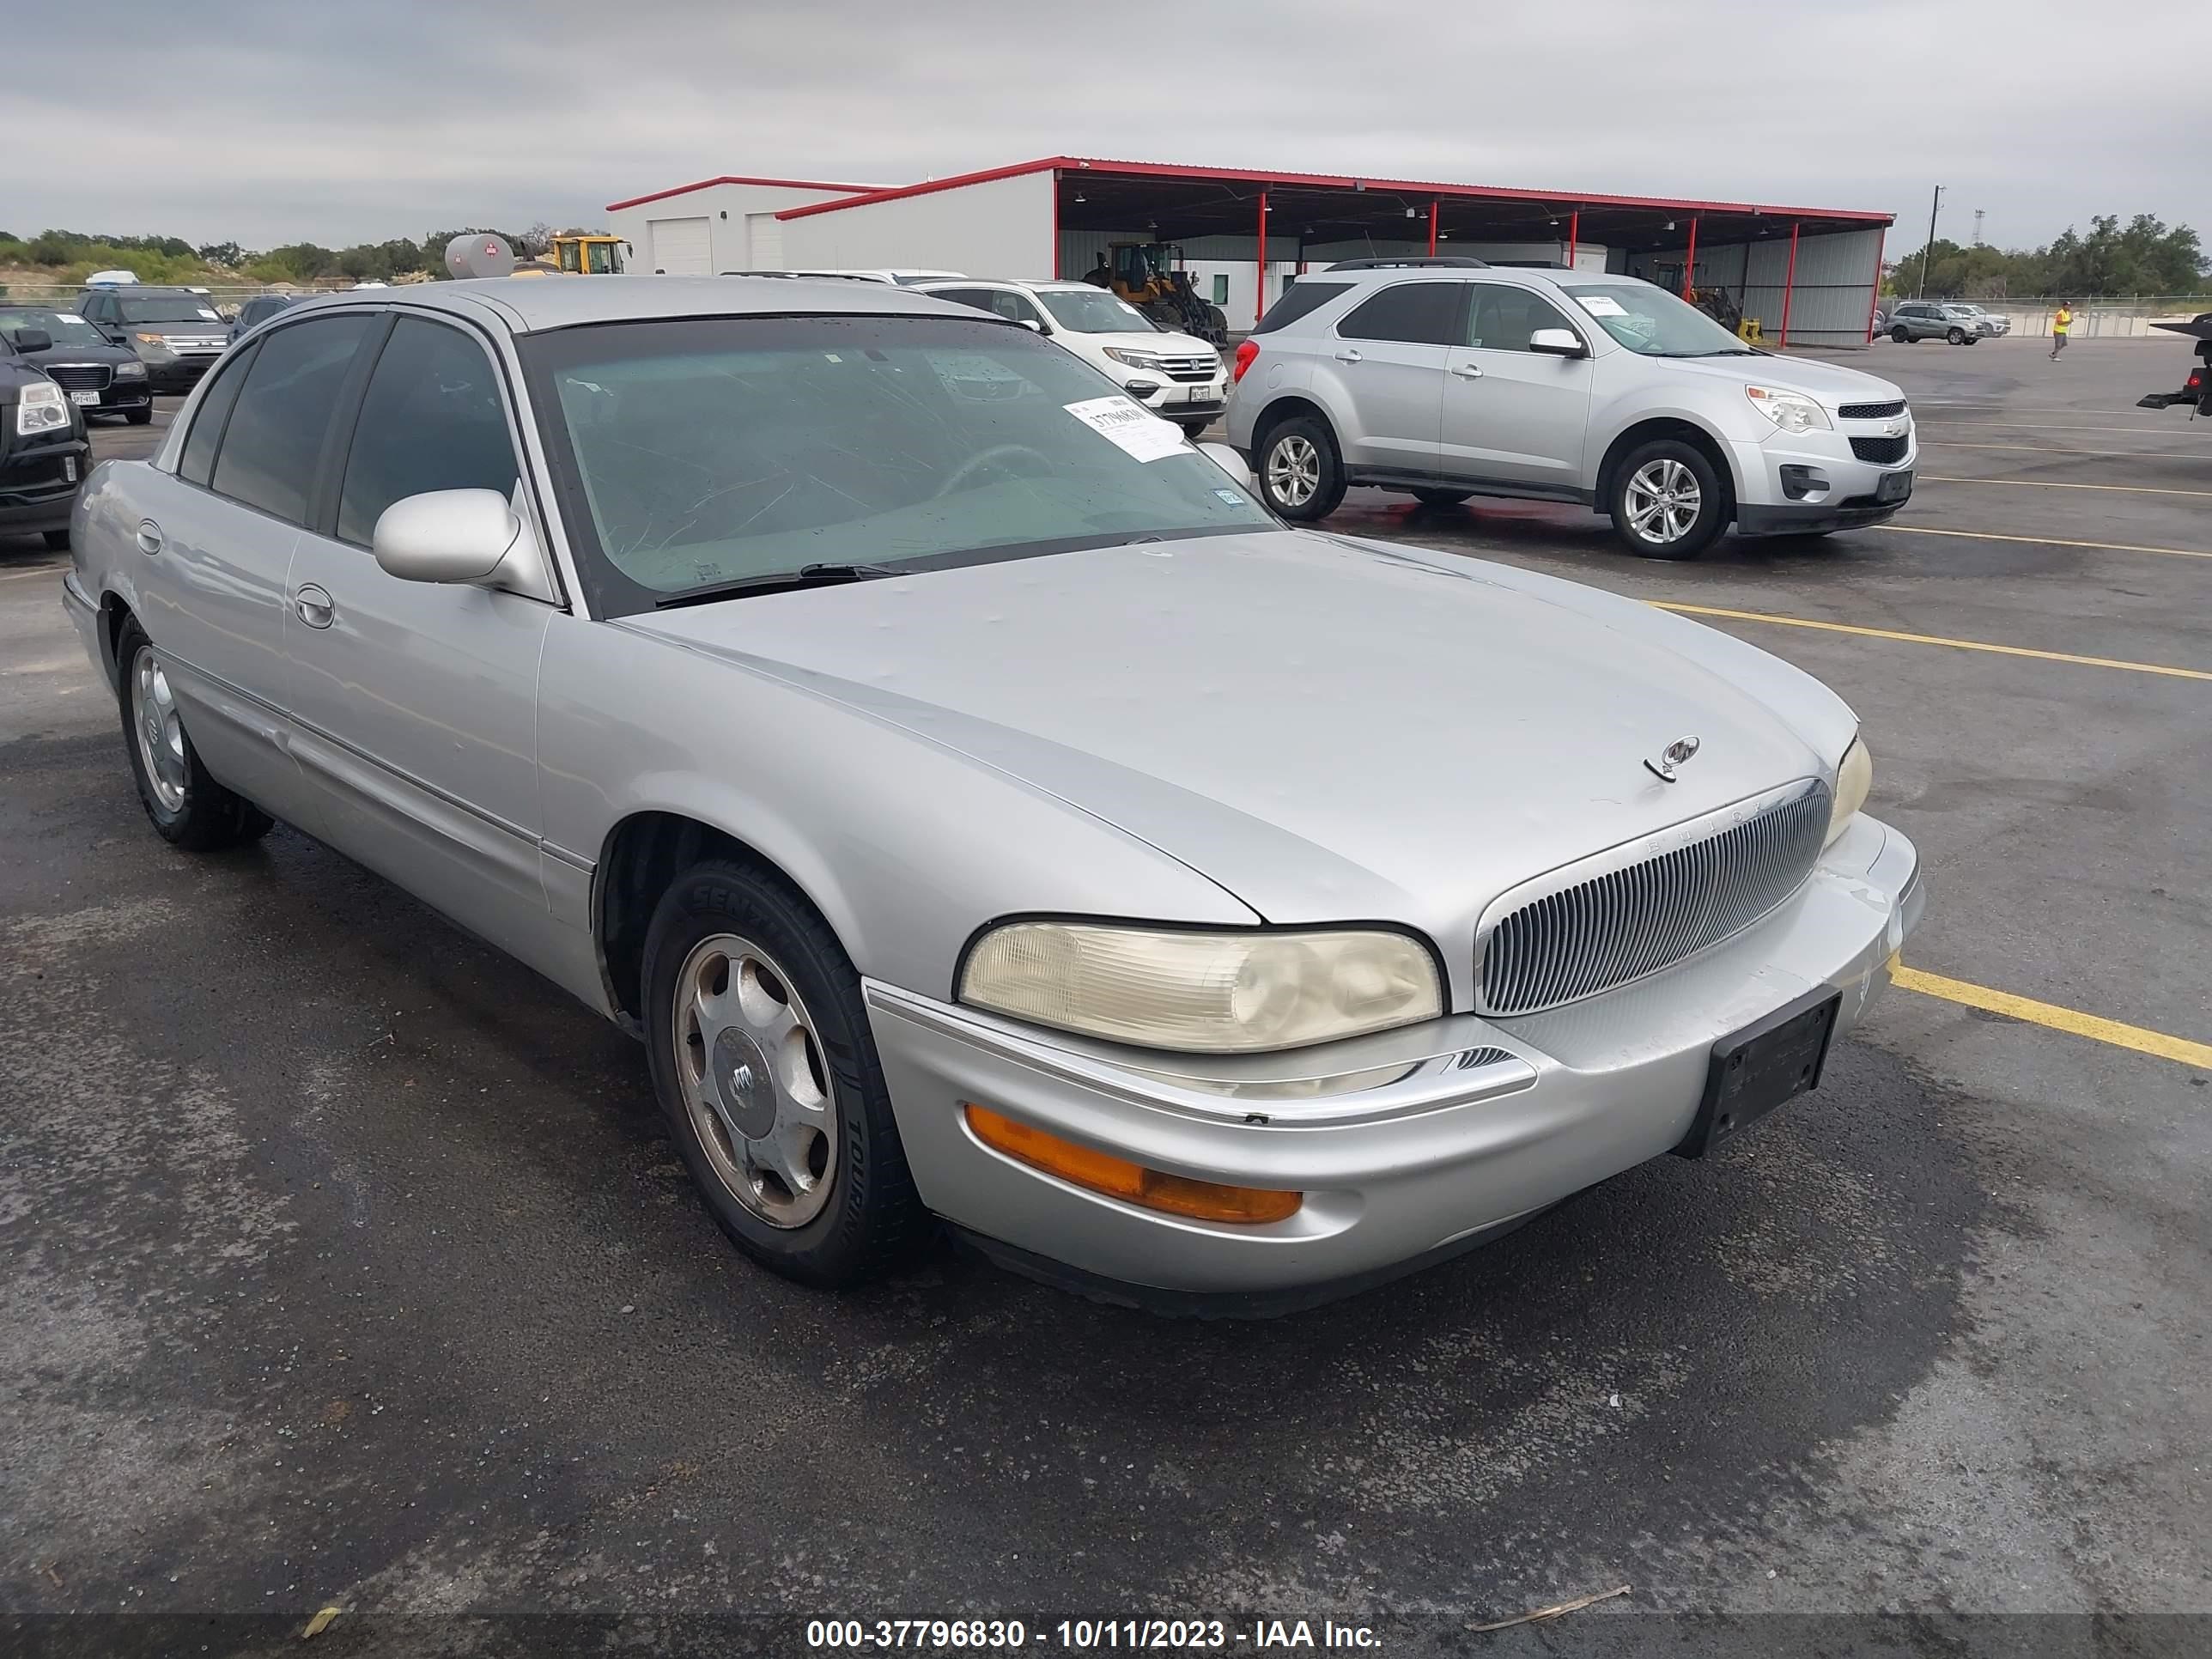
(1609, 440, 1727, 561)
(1891, 325, 1911, 343)
(1255, 416, 1346, 521)
(1946, 326, 1966, 344)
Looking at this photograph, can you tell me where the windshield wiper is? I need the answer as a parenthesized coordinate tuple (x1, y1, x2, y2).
(653, 562, 902, 609)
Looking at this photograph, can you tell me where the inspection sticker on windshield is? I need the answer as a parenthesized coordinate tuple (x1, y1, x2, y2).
(198, 307, 220, 320)
(1064, 396, 1187, 463)
(1575, 294, 1627, 318)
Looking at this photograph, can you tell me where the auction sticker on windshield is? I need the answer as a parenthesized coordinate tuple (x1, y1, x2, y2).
(1575, 294, 1627, 317)
(1064, 396, 1187, 463)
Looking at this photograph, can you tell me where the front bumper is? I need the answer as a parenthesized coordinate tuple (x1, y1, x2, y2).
(867, 814, 1923, 1311)
(0, 435, 89, 534)
(140, 351, 221, 392)
(1732, 423, 1916, 534)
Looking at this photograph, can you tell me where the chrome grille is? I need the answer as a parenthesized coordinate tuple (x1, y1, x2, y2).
(1156, 355, 1219, 382)
(1838, 398, 1906, 421)
(43, 363, 112, 391)
(1479, 782, 1832, 1016)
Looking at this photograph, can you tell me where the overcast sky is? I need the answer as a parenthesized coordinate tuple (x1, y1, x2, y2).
(14, 0, 2210, 258)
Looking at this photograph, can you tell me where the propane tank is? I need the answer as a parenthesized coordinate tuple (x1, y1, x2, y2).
(445, 234, 516, 281)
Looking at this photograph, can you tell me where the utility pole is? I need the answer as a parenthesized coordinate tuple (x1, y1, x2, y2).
(1972, 209, 1985, 246)
(1917, 184, 1945, 297)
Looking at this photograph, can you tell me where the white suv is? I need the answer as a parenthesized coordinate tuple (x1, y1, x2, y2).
(915, 279, 1229, 436)
(1225, 258, 1916, 559)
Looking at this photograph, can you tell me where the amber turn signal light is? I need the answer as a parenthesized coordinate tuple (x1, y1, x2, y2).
(963, 1104, 1301, 1224)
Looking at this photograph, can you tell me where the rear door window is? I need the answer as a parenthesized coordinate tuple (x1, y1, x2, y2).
(1252, 281, 1351, 334)
(336, 317, 521, 548)
(1336, 282, 1467, 347)
(179, 339, 260, 487)
(211, 315, 375, 526)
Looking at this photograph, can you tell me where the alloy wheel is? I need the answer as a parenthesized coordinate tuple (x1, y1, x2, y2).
(131, 645, 188, 813)
(672, 932, 839, 1229)
(1625, 458, 1703, 545)
(1266, 434, 1322, 507)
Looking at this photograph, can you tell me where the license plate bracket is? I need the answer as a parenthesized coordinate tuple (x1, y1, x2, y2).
(1876, 469, 1913, 502)
(1672, 986, 1840, 1158)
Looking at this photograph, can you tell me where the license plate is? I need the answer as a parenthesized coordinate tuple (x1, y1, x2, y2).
(1672, 987, 1840, 1158)
(1876, 469, 1913, 502)
(70, 390, 100, 407)
(1188, 386, 1216, 403)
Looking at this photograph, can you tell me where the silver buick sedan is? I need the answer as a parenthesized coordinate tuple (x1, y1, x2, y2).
(64, 277, 1923, 1314)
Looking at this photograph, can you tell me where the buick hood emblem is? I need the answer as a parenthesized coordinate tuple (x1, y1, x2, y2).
(1644, 734, 1702, 783)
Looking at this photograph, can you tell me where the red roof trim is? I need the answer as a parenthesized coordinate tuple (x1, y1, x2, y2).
(773, 155, 1892, 226)
(605, 174, 883, 213)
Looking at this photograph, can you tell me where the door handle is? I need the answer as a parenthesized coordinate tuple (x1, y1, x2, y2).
(136, 519, 163, 555)
(1451, 362, 1485, 379)
(1332, 349, 1363, 364)
(294, 584, 335, 629)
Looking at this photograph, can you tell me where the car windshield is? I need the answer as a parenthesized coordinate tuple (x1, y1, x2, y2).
(522, 313, 1274, 617)
(1558, 282, 1754, 357)
(118, 295, 222, 324)
(1944, 305, 1980, 316)
(1035, 289, 1160, 334)
(0, 307, 102, 345)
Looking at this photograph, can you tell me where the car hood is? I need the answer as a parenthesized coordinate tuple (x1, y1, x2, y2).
(623, 531, 1856, 930)
(20, 340, 138, 366)
(1078, 329, 1218, 357)
(1653, 351, 1905, 410)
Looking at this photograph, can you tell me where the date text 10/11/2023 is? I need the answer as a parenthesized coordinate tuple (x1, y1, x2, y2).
(805, 1620, 1382, 1650)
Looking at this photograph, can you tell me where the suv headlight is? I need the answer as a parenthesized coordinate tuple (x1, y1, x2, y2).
(133, 332, 173, 349)
(1745, 385, 1832, 434)
(1826, 736, 1872, 847)
(15, 381, 70, 434)
(959, 921, 1443, 1053)
(1103, 347, 1168, 370)
(113, 361, 148, 379)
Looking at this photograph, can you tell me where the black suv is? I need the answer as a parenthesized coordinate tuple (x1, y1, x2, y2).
(0, 304, 154, 424)
(76, 284, 231, 391)
(0, 337, 92, 550)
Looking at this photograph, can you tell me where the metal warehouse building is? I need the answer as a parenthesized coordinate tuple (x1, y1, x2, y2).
(608, 157, 1893, 349)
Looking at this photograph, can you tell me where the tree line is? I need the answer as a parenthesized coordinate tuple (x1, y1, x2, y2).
(0, 224, 604, 287)
(1887, 214, 2206, 300)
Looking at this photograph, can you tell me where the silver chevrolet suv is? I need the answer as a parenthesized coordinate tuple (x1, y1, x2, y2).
(1225, 258, 1916, 559)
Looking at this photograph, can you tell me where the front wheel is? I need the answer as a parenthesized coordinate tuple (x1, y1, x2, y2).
(43, 528, 70, 551)
(642, 860, 929, 1289)
(1175, 417, 1213, 439)
(1255, 415, 1346, 521)
(1946, 327, 1966, 344)
(115, 618, 273, 849)
(125, 405, 155, 425)
(1609, 441, 1727, 561)
(1891, 325, 1911, 343)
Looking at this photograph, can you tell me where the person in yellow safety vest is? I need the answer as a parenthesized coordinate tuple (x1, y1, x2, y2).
(2051, 302, 2073, 360)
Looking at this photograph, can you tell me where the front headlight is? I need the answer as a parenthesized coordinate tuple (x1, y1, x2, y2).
(1103, 347, 1167, 370)
(113, 361, 148, 379)
(133, 332, 173, 350)
(1744, 385, 1832, 434)
(1826, 736, 1872, 846)
(959, 921, 1443, 1053)
(15, 381, 70, 434)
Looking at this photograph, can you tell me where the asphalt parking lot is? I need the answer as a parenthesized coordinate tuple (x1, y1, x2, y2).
(3, 337, 2207, 1656)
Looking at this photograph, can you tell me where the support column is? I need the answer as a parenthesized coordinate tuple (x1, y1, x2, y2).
(1778, 222, 1800, 347)
(1428, 198, 1438, 258)
(1255, 190, 1268, 325)
(1681, 216, 1699, 299)
(1863, 228, 1887, 342)
(1566, 210, 1578, 269)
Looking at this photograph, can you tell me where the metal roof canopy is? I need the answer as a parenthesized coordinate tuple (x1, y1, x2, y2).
(775, 155, 1892, 254)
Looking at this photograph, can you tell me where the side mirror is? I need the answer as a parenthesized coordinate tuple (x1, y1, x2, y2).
(1528, 328, 1585, 358)
(1197, 441, 1253, 489)
(13, 329, 52, 352)
(1017, 317, 1046, 332)
(372, 489, 556, 602)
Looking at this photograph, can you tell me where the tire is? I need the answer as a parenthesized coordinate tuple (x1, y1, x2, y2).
(1410, 488, 1472, 508)
(1608, 439, 1727, 561)
(641, 858, 929, 1289)
(125, 405, 154, 425)
(1255, 414, 1346, 521)
(1175, 418, 1212, 439)
(1891, 325, 1911, 343)
(43, 528, 70, 551)
(1946, 327, 1966, 345)
(1965, 334, 1980, 345)
(115, 617, 274, 849)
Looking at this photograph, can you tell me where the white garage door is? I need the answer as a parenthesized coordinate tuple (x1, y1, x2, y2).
(647, 216, 711, 276)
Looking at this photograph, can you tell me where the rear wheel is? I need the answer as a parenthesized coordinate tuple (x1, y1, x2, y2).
(642, 859, 929, 1289)
(1410, 488, 1472, 508)
(1255, 415, 1346, 521)
(115, 617, 273, 849)
(1609, 440, 1726, 561)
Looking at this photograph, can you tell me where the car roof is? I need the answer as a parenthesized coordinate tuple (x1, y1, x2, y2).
(280, 275, 979, 334)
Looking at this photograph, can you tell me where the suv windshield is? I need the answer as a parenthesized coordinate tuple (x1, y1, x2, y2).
(1036, 289, 1159, 334)
(118, 295, 222, 325)
(523, 313, 1273, 617)
(1558, 282, 1753, 357)
(0, 307, 103, 345)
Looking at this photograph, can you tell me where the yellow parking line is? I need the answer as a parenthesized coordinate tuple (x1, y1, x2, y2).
(1923, 475, 2212, 499)
(1876, 524, 2212, 561)
(1892, 962, 2212, 1069)
(1923, 440, 2209, 459)
(1650, 602, 2212, 682)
